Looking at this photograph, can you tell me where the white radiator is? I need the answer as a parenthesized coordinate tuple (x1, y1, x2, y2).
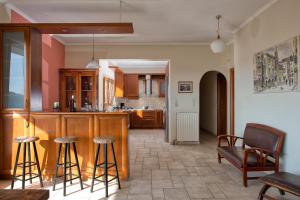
(176, 112, 199, 142)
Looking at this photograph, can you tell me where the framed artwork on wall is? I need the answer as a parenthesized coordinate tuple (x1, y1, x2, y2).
(253, 36, 300, 93)
(178, 81, 193, 93)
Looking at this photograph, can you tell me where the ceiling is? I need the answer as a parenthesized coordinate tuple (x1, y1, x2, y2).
(4, 0, 274, 44)
(105, 59, 168, 69)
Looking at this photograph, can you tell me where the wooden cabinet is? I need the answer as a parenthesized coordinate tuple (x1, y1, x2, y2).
(158, 79, 166, 97)
(124, 74, 139, 99)
(0, 26, 43, 112)
(114, 68, 124, 97)
(130, 110, 164, 129)
(59, 69, 98, 111)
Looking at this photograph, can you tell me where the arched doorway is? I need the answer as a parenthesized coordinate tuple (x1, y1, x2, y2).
(199, 71, 227, 137)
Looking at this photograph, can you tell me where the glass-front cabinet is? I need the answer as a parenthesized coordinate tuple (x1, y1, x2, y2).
(1, 28, 29, 111)
(59, 69, 98, 112)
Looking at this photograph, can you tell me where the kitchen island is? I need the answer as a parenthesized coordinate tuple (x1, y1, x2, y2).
(0, 111, 128, 181)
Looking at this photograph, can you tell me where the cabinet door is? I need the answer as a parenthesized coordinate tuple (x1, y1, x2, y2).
(1, 29, 29, 110)
(115, 70, 124, 97)
(79, 71, 98, 109)
(142, 111, 156, 128)
(60, 72, 79, 111)
(158, 79, 166, 97)
(124, 74, 139, 98)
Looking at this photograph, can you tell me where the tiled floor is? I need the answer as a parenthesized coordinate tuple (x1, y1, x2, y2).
(0, 129, 297, 199)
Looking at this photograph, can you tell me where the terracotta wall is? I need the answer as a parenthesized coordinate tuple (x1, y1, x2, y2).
(11, 10, 65, 110)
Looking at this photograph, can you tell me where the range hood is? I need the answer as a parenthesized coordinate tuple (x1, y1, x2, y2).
(145, 75, 151, 96)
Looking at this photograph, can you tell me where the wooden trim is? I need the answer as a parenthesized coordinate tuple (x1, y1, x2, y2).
(230, 68, 234, 136)
(217, 73, 227, 136)
(0, 23, 134, 34)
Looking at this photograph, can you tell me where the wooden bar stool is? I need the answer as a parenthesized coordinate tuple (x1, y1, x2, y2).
(91, 136, 121, 197)
(11, 136, 43, 189)
(53, 136, 83, 196)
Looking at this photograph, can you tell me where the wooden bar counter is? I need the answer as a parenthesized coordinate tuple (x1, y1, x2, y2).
(0, 111, 129, 181)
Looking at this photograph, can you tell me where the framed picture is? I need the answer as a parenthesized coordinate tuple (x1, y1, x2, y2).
(253, 36, 300, 93)
(178, 81, 193, 93)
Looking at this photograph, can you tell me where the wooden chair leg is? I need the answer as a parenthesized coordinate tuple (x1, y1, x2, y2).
(243, 170, 248, 187)
(258, 184, 270, 200)
(218, 153, 221, 163)
(11, 143, 21, 189)
(68, 144, 72, 184)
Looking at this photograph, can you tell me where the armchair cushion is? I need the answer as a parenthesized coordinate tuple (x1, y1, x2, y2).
(217, 146, 275, 168)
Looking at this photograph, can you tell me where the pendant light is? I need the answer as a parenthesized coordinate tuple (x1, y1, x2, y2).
(86, 33, 100, 68)
(210, 15, 225, 54)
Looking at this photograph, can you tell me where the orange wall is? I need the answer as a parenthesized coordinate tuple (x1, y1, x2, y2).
(11, 10, 65, 110)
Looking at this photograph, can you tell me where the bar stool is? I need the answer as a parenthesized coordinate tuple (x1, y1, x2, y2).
(91, 136, 121, 197)
(11, 136, 43, 189)
(53, 136, 83, 196)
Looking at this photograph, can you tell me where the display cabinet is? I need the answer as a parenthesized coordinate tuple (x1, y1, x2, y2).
(59, 68, 98, 111)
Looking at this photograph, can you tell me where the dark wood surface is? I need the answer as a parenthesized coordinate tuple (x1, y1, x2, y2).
(130, 110, 164, 129)
(217, 73, 227, 136)
(59, 68, 98, 112)
(0, 23, 134, 34)
(0, 189, 49, 200)
(230, 68, 234, 138)
(124, 74, 139, 99)
(114, 68, 124, 98)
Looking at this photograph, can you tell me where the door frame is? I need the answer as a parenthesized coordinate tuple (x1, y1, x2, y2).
(217, 73, 227, 136)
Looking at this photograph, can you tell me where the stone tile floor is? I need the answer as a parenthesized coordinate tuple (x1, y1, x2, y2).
(0, 129, 297, 199)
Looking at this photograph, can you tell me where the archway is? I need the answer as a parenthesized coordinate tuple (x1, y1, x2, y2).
(199, 71, 227, 138)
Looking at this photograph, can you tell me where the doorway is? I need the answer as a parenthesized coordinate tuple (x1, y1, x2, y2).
(199, 71, 227, 136)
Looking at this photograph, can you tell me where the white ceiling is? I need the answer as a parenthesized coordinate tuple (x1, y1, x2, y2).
(105, 59, 168, 69)
(4, 0, 274, 44)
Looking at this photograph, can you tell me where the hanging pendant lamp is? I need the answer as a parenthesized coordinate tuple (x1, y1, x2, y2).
(210, 15, 225, 54)
(86, 33, 100, 68)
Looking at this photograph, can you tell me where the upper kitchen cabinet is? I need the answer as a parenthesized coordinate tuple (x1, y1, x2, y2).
(114, 67, 124, 98)
(158, 78, 166, 97)
(0, 26, 42, 111)
(124, 74, 139, 99)
(59, 68, 98, 111)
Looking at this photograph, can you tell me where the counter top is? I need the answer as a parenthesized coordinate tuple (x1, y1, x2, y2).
(31, 111, 128, 115)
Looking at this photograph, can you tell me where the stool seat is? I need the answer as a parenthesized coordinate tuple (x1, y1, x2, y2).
(54, 136, 78, 143)
(93, 136, 114, 144)
(14, 136, 39, 143)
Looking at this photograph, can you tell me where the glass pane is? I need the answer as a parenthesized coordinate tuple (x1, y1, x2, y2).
(2, 32, 26, 109)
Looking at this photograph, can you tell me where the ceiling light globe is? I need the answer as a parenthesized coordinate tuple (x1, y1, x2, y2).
(210, 38, 225, 53)
(86, 59, 100, 68)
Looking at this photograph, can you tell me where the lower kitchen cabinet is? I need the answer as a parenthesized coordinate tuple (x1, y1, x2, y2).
(130, 110, 164, 129)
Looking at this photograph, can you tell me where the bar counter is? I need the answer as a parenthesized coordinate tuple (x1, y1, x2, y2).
(0, 111, 129, 180)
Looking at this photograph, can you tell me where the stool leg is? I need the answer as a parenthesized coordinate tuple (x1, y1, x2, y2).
(53, 143, 62, 191)
(111, 143, 121, 189)
(72, 143, 83, 190)
(27, 143, 32, 184)
(22, 142, 27, 189)
(68, 143, 72, 184)
(63, 143, 68, 196)
(11, 143, 21, 189)
(91, 144, 100, 192)
(33, 142, 43, 187)
(104, 144, 108, 197)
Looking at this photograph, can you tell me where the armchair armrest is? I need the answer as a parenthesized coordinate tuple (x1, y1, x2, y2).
(243, 147, 278, 168)
(217, 135, 244, 147)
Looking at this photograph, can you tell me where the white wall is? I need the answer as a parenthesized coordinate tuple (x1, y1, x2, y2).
(0, 3, 10, 23)
(200, 72, 218, 135)
(65, 44, 232, 143)
(120, 67, 166, 74)
(234, 0, 300, 173)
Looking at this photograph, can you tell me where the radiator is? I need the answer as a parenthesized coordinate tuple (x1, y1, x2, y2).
(176, 112, 199, 142)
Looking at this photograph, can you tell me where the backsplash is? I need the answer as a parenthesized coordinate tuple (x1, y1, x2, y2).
(116, 96, 166, 110)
